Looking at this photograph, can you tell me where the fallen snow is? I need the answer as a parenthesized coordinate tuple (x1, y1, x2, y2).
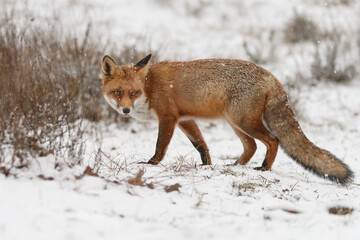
(1, 0, 360, 240)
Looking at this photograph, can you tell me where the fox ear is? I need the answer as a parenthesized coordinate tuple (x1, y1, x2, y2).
(134, 54, 152, 79)
(102, 55, 117, 76)
(135, 54, 152, 68)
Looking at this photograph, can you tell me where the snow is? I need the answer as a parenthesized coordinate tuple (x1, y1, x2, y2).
(1, 0, 360, 240)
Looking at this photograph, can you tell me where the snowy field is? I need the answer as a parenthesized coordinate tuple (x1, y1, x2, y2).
(1, 0, 360, 239)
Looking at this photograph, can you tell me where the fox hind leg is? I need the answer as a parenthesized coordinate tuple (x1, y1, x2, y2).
(230, 126, 257, 166)
(231, 119, 278, 171)
(178, 120, 212, 165)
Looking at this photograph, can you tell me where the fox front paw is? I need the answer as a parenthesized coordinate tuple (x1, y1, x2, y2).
(138, 159, 160, 165)
(254, 166, 267, 171)
(147, 158, 160, 165)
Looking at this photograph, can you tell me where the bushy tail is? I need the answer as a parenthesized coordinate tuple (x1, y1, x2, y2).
(263, 94, 353, 185)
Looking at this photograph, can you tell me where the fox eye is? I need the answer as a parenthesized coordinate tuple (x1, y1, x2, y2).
(130, 91, 138, 96)
(114, 91, 121, 96)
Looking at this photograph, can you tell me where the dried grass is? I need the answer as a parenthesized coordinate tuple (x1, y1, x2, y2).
(284, 11, 319, 43)
(311, 37, 356, 83)
(0, 15, 91, 168)
(0, 6, 162, 172)
(243, 30, 277, 65)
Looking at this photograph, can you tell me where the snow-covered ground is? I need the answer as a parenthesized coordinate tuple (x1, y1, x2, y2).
(1, 0, 360, 239)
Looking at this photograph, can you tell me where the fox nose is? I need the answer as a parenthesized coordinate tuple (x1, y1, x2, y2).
(123, 108, 130, 114)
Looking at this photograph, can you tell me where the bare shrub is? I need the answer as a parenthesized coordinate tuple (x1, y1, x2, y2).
(184, 1, 211, 18)
(0, 7, 163, 172)
(334, 0, 354, 5)
(285, 31, 359, 87)
(243, 30, 277, 65)
(311, 37, 356, 83)
(284, 11, 319, 43)
(313, 0, 354, 6)
(0, 17, 88, 169)
(282, 31, 359, 121)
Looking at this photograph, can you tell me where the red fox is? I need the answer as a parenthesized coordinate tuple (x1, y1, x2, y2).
(101, 54, 353, 185)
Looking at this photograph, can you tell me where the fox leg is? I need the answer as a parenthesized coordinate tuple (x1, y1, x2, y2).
(233, 120, 278, 171)
(178, 120, 212, 165)
(148, 118, 177, 165)
(230, 126, 257, 166)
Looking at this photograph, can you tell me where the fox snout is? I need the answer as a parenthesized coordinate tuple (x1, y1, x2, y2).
(118, 106, 132, 117)
(123, 108, 130, 114)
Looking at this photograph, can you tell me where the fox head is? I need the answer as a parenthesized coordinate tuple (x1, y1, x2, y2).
(101, 54, 152, 117)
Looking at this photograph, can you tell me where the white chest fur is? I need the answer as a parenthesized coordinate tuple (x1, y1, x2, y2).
(130, 94, 157, 122)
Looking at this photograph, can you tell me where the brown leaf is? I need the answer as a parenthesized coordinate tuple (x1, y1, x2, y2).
(39, 150, 54, 157)
(164, 183, 181, 193)
(146, 182, 155, 189)
(0, 166, 8, 175)
(127, 170, 145, 186)
(75, 166, 98, 180)
(328, 206, 353, 215)
(37, 174, 54, 181)
(83, 166, 99, 177)
(282, 208, 301, 214)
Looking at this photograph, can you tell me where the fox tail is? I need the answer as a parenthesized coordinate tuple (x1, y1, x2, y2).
(263, 92, 353, 185)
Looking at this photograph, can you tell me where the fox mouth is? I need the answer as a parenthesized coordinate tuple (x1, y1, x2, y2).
(120, 110, 130, 117)
(132, 109, 149, 114)
(121, 109, 145, 117)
